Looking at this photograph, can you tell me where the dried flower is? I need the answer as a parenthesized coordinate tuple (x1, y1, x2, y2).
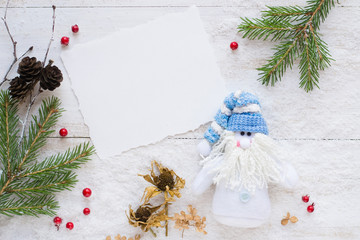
(171, 205, 207, 237)
(105, 234, 140, 240)
(127, 204, 168, 233)
(281, 212, 298, 225)
(139, 160, 185, 203)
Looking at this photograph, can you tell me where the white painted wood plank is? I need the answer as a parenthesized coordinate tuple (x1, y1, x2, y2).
(0, 6, 358, 140)
(0, 2, 358, 240)
(1, 0, 358, 7)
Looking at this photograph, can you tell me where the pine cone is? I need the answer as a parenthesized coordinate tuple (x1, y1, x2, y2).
(17, 56, 42, 82)
(9, 77, 33, 99)
(40, 61, 63, 91)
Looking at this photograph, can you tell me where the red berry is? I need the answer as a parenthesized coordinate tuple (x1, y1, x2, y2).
(59, 128, 68, 137)
(53, 216, 62, 231)
(53, 216, 62, 225)
(302, 195, 310, 203)
(83, 207, 91, 215)
(230, 41, 238, 50)
(307, 203, 315, 213)
(66, 222, 74, 230)
(71, 24, 79, 33)
(61, 36, 70, 46)
(82, 188, 92, 197)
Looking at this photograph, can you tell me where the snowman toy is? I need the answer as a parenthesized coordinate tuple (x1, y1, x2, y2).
(192, 91, 299, 228)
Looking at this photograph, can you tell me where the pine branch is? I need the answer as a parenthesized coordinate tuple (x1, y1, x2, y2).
(16, 96, 63, 171)
(238, 17, 299, 41)
(0, 194, 58, 217)
(262, 5, 307, 22)
(7, 171, 77, 196)
(299, 34, 320, 91)
(0, 91, 95, 217)
(238, 0, 336, 92)
(258, 38, 299, 86)
(305, 0, 336, 30)
(20, 142, 94, 178)
(0, 92, 19, 179)
(309, 24, 333, 70)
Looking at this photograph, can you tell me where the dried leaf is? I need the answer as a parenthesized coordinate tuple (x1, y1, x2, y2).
(140, 186, 161, 203)
(289, 216, 298, 223)
(281, 212, 298, 226)
(171, 205, 207, 235)
(139, 174, 156, 185)
(281, 219, 289, 225)
(106, 234, 140, 240)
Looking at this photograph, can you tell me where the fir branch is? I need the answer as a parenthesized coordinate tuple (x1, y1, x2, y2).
(238, 0, 336, 92)
(258, 38, 299, 86)
(305, 0, 336, 30)
(299, 34, 320, 91)
(238, 17, 298, 41)
(0, 92, 19, 178)
(0, 91, 95, 217)
(7, 172, 77, 196)
(309, 24, 333, 70)
(0, 194, 58, 217)
(17, 96, 63, 171)
(262, 6, 306, 22)
(20, 142, 94, 178)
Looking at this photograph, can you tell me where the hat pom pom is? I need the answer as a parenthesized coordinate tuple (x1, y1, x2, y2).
(197, 139, 212, 157)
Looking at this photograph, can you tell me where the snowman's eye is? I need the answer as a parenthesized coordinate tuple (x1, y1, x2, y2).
(240, 131, 245, 136)
(247, 132, 252, 136)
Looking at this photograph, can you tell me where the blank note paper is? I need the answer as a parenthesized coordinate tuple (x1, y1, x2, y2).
(61, 7, 226, 159)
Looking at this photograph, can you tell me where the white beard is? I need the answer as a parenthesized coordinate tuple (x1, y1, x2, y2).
(200, 131, 283, 193)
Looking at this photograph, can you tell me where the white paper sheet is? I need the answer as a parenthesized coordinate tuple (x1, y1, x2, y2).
(61, 7, 226, 159)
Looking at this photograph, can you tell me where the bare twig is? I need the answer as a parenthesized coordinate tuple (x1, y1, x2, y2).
(0, 46, 34, 88)
(19, 46, 34, 60)
(13, 5, 56, 147)
(18, 86, 42, 148)
(43, 5, 56, 66)
(0, 0, 33, 88)
(2, 0, 16, 59)
(1, 0, 17, 87)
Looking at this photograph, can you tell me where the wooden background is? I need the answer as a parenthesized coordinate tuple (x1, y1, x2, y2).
(0, 0, 359, 239)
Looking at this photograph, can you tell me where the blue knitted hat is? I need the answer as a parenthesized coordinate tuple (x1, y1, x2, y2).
(226, 92, 268, 135)
(204, 91, 268, 144)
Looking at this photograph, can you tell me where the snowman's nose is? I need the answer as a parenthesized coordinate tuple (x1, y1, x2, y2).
(236, 141, 241, 147)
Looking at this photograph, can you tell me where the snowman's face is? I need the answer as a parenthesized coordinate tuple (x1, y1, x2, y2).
(234, 131, 255, 149)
